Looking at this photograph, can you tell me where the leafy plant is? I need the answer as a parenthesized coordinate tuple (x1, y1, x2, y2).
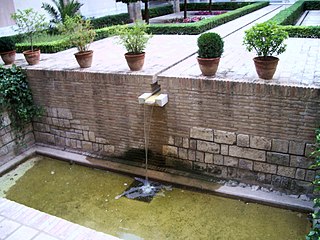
(306, 128, 320, 240)
(42, 0, 83, 24)
(0, 37, 16, 53)
(116, 20, 152, 54)
(243, 21, 288, 58)
(197, 32, 224, 58)
(0, 65, 42, 133)
(59, 15, 96, 52)
(11, 8, 48, 51)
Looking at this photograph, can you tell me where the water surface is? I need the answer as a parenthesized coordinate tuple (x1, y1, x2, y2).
(0, 157, 310, 240)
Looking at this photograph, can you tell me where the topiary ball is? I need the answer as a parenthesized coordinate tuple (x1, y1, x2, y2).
(197, 32, 224, 58)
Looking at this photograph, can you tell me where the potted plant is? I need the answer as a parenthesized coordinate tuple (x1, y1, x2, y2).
(60, 15, 96, 68)
(197, 32, 224, 76)
(11, 8, 48, 65)
(116, 20, 152, 71)
(0, 37, 16, 65)
(243, 21, 288, 80)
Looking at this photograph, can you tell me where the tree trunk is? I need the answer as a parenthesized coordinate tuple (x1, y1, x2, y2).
(184, 0, 187, 19)
(144, 1, 149, 24)
(209, 0, 212, 14)
(127, 1, 142, 22)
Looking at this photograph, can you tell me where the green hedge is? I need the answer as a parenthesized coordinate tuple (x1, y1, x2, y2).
(91, 13, 130, 29)
(181, 2, 251, 11)
(142, 5, 173, 19)
(147, 2, 269, 35)
(15, 25, 121, 53)
(270, 0, 320, 38)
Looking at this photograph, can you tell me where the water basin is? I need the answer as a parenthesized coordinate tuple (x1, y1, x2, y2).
(0, 156, 310, 240)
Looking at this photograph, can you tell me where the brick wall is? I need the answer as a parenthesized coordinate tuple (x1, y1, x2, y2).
(0, 112, 35, 166)
(26, 69, 320, 193)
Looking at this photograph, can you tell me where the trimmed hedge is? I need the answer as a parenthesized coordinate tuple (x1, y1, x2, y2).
(181, 2, 251, 11)
(270, 0, 320, 38)
(147, 2, 269, 35)
(91, 13, 130, 29)
(142, 5, 173, 19)
(15, 25, 121, 53)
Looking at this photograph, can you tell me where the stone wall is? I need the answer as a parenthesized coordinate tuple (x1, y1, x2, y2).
(26, 69, 320, 193)
(0, 112, 35, 166)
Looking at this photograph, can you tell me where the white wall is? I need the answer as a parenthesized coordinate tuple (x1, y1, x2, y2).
(79, 0, 128, 18)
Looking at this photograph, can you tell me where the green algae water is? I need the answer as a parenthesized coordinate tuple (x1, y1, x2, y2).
(0, 156, 309, 240)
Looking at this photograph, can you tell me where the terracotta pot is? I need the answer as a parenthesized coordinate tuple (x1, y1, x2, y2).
(74, 50, 93, 68)
(253, 56, 279, 80)
(125, 52, 145, 71)
(23, 49, 40, 65)
(0, 50, 16, 65)
(197, 57, 220, 76)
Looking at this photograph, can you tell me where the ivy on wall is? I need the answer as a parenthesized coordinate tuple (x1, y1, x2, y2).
(0, 65, 42, 133)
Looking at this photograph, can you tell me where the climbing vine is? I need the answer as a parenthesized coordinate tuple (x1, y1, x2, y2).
(0, 65, 42, 134)
(306, 128, 320, 240)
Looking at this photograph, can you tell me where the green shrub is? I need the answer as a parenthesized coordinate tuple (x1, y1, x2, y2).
(306, 128, 320, 240)
(115, 21, 151, 54)
(91, 13, 130, 29)
(270, 1, 304, 25)
(243, 21, 288, 57)
(59, 15, 96, 52)
(148, 2, 269, 35)
(181, 2, 251, 11)
(197, 32, 223, 58)
(142, 5, 173, 19)
(0, 37, 16, 53)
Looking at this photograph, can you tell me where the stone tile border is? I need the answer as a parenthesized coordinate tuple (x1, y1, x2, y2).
(0, 198, 120, 240)
(0, 145, 313, 212)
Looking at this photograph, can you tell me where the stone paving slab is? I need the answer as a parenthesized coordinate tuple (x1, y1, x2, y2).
(2, 5, 318, 88)
(0, 198, 120, 240)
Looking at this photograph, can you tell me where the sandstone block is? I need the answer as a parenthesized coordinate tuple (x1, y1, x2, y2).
(188, 150, 196, 161)
(66, 132, 83, 140)
(305, 143, 315, 157)
(55, 136, 66, 147)
(250, 136, 271, 150)
(267, 152, 289, 166)
(183, 138, 189, 148)
(305, 170, 315, 182)
(88, 131, 96, 142)
(220, 144, 229, 155)
(193, 162, 207, 172)
(96, 137, 108, 144)
(2, 133, 12, 145)
(163, 145, 178, 156)
(197, 140, 220, 153)
(196, 151, 204, 162)
(290, 155, 312, 169)
(178, 148, 188, 160)
(175, 137, 183, 147)
(224, 156, 238, 167)
(277, 166, 296, 178)
(295, 168, 306, 180)
(207, 165, 227, 178)
(239, 159, 253, 170)
(271, 139, 289, 153)
(237, 134, 249, 147)
(104, 145, 115, 153)
(229, 145, 266, 162)
(214, 130, 236, 144)
(34, 132, 55, 144)
(190, 127, 213, 141)
(82, 141, 92, 151)
(214, 154, 224, 165)
(289, 141, 305, 155)
(57, 108, 73, 119)
(253, 162, 277, 174)
(204, 153, 214, 164)
(0, 146, 9, 157)
(190, 139, 197, 150)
